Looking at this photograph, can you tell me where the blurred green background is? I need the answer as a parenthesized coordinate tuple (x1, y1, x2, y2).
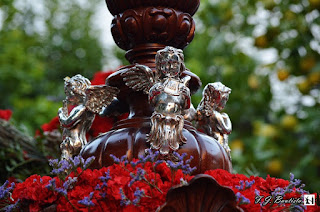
(1, 0, 319, 191)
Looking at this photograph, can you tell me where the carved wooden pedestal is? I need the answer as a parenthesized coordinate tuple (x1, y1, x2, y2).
(81, 0, 232, 174)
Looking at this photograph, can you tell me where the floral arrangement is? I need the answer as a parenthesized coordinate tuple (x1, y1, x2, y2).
(1, 150, 319, 212)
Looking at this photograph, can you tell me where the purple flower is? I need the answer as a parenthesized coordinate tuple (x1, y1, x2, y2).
(83, 156, 95, 169)
(60, 159, 73, 170)
(235, 180, 244, 190)
(47, 178, 71, 196)
(119, 188, 131, 206)
(296, 185, 308, 194)
(99, 170, 111, 182)
(51, 167, 65, 175)
(235, 192, 250, 205)
(185, 156, 194, 165)
(288, 173, 307, 193)
(245, 180, 255, 189)
(3, 200, 19, 212)
(63, 177, 78, 190)
(100, 192, 107, 198)
(134, 187, 144, 197)
(47, 179, 68, 196)
(138, 154, 149, 162)
(50, 156, 95, 177)
(80, 156, 85, 166)
(181, 164, 197, 175)
(130, 160, 140, 168)
(292, 179, 302, 187)
(120, 155, 128, 165)
(143, 149, 160, 163)
(236, 180, 255, 191)
(166, 160, 180, 170)
(45, 178, 57, 190)
(172, 152, 187, 161)
(165, 152, 196, 174)
(71, 156, 81, 167)
(132, 188, 145, 205)
(96, 170, 112, 199)
(110, 154, 121, 164)
(48, 159, 59, 167)
(129, 168, 146, 187)
(95, 184, 101, 190)
(78, 192, 95, 207)
(55, 187, 67, 196)
(136, 149, 161, 164)
(290, 173, 294, 181)
(97, 170, 112, 190)
(0, 181, 15, 199)
(271, 187, 284, 197)
(51, 159, 72, 175)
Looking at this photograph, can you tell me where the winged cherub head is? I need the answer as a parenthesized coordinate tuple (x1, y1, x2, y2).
(64, 74, 91, 104)
(156, 46, 185, 78)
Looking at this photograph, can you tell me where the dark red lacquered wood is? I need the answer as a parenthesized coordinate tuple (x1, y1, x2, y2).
(82, 119, 232, 174)
(105, 0, 200, 16)
(111, 7, 196, 51)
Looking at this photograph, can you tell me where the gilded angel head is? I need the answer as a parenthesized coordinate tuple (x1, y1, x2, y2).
(156, 46, 185, 78)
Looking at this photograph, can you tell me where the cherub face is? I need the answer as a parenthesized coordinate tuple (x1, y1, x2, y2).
(160, 53, 181, 77)
(63, 74, 90, 105)
(65, 85, 81, 104)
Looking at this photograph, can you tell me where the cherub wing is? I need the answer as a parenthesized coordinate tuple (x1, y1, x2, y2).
(121, 64, 158, 94)
(85, 85, 119, 114)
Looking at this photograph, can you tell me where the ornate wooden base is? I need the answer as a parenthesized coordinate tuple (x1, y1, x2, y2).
(81, 117, 232, 174)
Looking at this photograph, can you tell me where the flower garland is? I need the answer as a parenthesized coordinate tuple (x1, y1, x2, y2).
(1, 150, 319, 212)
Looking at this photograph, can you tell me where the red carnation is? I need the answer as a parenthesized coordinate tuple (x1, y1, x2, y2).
(88, 116, 114, 138)
(41, 116, 60, 132)
(90, 71, 115, 85)
(0, 109, 12, 121)
(12, 175, 58, 207)
(260, 175, 289, 193)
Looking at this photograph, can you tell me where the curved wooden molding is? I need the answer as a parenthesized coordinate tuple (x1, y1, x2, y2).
(158, 174, 243, 212)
